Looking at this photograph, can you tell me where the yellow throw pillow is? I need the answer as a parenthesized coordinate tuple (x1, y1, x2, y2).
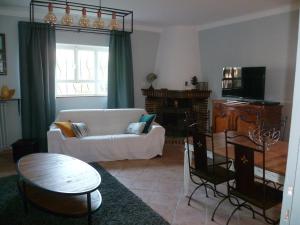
(54, 122, 75, 137)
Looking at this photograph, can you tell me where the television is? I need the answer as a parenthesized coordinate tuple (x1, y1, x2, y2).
(222, 67, 265, 100)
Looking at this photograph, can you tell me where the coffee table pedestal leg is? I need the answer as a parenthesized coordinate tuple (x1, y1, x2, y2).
(21, 180, 28, 214)
(87, 192, 92, 225)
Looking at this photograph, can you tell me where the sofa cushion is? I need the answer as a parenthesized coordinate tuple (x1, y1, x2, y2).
(139, 114, 156, 133)
(56, 109, 147, 136)
(125, 122, 146, 135)
(72, 122, 88, 138)
(54, 122, 75, 137)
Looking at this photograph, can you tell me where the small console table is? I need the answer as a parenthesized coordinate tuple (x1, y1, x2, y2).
(0, 98, 21, 150)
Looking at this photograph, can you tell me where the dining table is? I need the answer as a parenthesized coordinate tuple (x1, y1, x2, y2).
(183, 132, 289, 196)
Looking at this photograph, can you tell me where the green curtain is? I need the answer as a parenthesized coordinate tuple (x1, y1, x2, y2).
(18, 22, 56, 152)
(107, 31, 134, 108)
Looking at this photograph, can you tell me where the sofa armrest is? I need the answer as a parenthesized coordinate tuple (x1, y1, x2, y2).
(148, 124, 165, 134)
(47, 125, 67, 153)
(143, 124, 165, 155)
(47, 126, 66, 141)
(147, 124, 165, 140)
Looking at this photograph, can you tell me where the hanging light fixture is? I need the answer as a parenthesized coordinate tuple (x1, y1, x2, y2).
(61, 3, 73, 26)
(44, 3, 57, 25)
(79, 7, 90, 28)
(110, 12, 119, 30)
(93, 10, 105, 29)
(32, 1, 133, 35)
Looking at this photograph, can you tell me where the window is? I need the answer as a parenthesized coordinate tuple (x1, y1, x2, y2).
(55, 44, 109, 97)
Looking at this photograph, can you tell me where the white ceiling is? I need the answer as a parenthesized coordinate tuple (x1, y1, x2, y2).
(0, 0, 299, 28)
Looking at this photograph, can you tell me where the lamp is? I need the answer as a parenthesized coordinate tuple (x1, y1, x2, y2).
(79, 7, 90, 28)
(93, 10, 105, 29)
(110, 12, 119, 30)
(146, 73, 157, 90)
(34, 1, 133, 35)
(61, 3, 73, 26)
(44, 3, 57, 25)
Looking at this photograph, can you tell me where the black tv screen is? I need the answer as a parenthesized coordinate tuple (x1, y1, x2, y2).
(222, 67, 265, 100)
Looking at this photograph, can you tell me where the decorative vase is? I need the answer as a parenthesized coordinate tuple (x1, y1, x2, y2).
(0, 85, 15, 100)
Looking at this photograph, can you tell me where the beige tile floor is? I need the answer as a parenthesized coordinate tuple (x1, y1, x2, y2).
(0, 145, 281, 225)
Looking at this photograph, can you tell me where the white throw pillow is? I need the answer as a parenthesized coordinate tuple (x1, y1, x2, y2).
(71, 122, 88, 138)
(125, 122, 146, 135)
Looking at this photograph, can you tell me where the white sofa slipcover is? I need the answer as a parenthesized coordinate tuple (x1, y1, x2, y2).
(47, 108, 165, 162)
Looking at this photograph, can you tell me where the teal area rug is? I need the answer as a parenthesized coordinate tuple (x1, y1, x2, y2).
(0, 163, 170, 225)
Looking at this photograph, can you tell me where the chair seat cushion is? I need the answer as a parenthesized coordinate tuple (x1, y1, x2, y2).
(190, 165, 235, 185)
(230, 182, 283, 209)
(207, 154, 228, 167)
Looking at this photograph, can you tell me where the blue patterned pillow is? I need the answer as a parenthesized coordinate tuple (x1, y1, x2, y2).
(125, 122, 146, 135)
(139, 114, 156, 133)
(71, 122, 88, 138)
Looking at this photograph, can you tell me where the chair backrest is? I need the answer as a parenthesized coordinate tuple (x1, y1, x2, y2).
(185, 110, 223, 173)
(186, 123, 209, 171)
(225, 131, 266, 198)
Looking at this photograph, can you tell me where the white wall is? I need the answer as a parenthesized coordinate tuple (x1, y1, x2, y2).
(154, 26, 202, 90)
(131, 30, 160, 107)
(0, 15, 22, 146)
(198, 11, 299, 139)
(0, 15, 160, 145)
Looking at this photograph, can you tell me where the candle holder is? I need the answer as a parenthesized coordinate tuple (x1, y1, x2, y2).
(248, 127, 280, 151)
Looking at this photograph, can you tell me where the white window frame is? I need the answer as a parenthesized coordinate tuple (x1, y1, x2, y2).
(55, 43, 109, 97)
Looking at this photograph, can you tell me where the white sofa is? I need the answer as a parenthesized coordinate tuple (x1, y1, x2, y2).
(47, 108, 165, 162)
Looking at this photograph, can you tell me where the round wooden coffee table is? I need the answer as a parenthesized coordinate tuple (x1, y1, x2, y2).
(17, 153, 102, 225)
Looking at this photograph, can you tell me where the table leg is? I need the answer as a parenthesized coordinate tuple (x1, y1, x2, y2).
(22, 180, 28, 213)
(87, 192, 92, 225)
(184, 149, 191, 197)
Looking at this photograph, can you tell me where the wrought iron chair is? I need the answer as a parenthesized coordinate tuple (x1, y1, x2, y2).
(184, 111, 230, 169)
(185, 122, 235, 205)
(211, 131, 283, 225)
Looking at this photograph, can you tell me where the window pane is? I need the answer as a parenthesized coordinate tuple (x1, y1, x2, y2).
(97, 49, 109, 95)
(56, 48, 75, 80)
(56, 44, 108, 97)
(78, 49, 95, 80)
(57, 82, 96, 96)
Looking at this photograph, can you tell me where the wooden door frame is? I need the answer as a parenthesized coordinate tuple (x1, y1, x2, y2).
(280, 11, 300, 225)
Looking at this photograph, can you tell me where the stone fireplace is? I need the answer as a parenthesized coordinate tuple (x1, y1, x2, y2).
(142, 89, 211, 144)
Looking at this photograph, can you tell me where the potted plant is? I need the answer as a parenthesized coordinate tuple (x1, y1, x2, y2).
(191, 76, 199, 89)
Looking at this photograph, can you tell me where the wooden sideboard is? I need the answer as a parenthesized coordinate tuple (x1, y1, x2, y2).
(212, 100, 282, 133)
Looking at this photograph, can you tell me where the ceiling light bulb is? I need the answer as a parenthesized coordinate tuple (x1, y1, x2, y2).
(110, 12, 119, 30)
(61, 4, 73, 26)
(93, 10, 105, 29)
(44, 3, 57, 25)
(79, 7, 90, 28)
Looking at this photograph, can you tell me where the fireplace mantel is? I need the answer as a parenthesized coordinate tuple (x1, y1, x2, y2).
(141, 89, 211, 99)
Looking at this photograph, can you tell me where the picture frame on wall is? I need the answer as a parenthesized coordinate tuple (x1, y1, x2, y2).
(0, 34, 7, 75)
